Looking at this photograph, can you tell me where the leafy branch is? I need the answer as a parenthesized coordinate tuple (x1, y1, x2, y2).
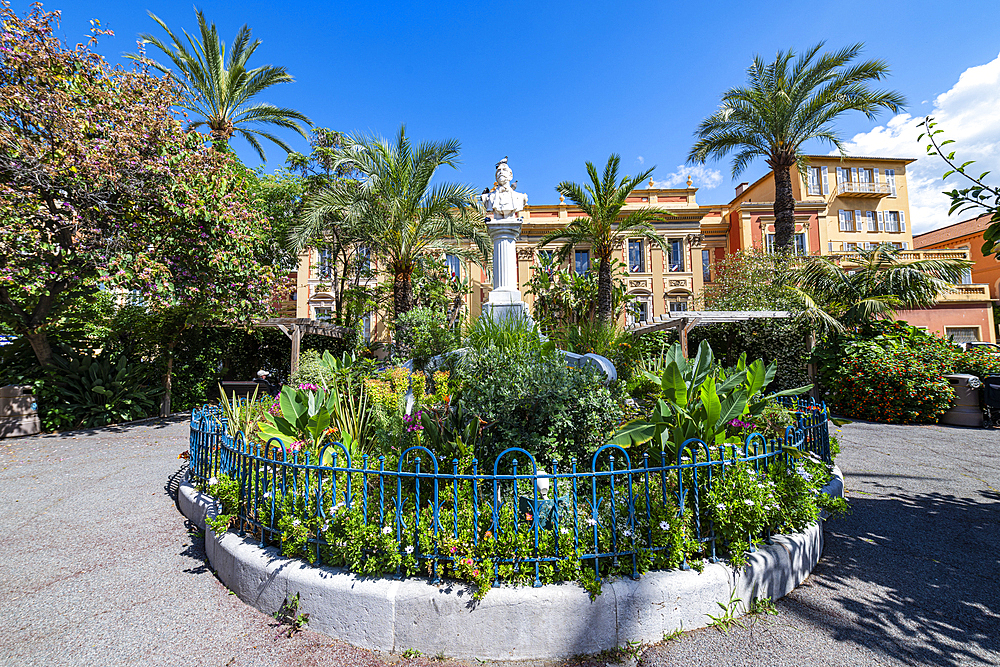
(917, 116, 1000, 256)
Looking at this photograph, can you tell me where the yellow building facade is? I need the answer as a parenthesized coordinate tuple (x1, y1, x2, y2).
(289, 155, 996, 344)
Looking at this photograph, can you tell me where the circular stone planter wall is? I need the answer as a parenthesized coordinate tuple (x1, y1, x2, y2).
(178, 468, 843, 660)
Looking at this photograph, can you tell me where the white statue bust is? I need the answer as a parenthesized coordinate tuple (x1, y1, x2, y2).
(481, 157, 527, 221)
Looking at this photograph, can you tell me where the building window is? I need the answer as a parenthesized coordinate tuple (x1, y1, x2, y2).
(838, 210, 855, 232)
(317, 247, 333, 279)
(445, 253, 461, 279)
(575, 249, 590, 275)
(358, 246, 372, 274)
(946, 327, 979, 344)
(668, 299, 688, 314)
(538, 249, 555, 265)
(702, 249, 712, 283)
(667, 239, 684, 272)
(314, 306, 333, 321)
(631, 301, 649, 324)
(961, 267, 973, 284)
(884, 211, 900, 233)
(806, 166, 823, 195)
(363, 313, 371, 341)
(628, 239, 645, 273)
(765, 233, 806, 255)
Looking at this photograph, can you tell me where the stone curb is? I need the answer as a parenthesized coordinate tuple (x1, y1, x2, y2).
(177, 466, 844, 660)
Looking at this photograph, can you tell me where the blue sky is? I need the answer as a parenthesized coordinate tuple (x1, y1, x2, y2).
(14, 0, 1000, 229)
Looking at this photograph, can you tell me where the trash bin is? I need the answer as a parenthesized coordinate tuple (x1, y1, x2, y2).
(0, 385, 40, 437)
(940, 374, 982, 427)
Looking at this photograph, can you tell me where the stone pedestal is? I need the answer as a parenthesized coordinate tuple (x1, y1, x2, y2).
(484, 215, 532, 323)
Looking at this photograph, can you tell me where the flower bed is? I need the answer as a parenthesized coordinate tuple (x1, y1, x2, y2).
(190, 397, 842, 600)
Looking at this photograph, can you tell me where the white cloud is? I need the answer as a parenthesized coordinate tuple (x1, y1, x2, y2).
(837, 52, 1000, 234)
(653, 164, 723, 190)
(636, 155, 644, 165)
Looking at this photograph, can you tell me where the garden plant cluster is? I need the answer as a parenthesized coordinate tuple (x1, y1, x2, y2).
(197, 318, 846, 600)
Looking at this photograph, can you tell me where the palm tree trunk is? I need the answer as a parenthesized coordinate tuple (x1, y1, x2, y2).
(596, 257, 613, 322)
(393, 270, 414, 320)
(772, 165, 796, 253)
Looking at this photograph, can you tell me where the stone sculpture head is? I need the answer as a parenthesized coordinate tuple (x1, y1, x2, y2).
(496, 161, 513, 188)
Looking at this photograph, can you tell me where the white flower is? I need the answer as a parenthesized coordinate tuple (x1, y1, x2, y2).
(757, 484, 766, 489)
(322, 522, 330, 532)
(405, 545, 414, 554)
(209, 477, 218, 486)
(621, 529, 632, 538)
(659, 521, 670, 531)
(263, 491, 273, 499)
(586, 518, 598, 527)
(716, 503, 726, 511)
(382, 526, 392, 535)
(292, 519, 300, 526)
(744, 499, 755, 506)
(560, 527, 569, 535)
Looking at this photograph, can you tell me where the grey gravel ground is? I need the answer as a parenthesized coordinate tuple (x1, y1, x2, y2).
(0, 417, 997, 667)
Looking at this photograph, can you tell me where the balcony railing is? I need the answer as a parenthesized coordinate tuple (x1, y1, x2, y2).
(832, 181, 892, 198)
(938, 284, 991, 301)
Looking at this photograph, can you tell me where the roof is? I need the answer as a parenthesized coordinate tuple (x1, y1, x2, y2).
(803, 154, 917, 164)
(913, 213, 993, 248)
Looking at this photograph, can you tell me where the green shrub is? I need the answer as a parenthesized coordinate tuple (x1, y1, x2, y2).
(458, 345, 623, 469)
(41, 347, 162, 430)
(394, 307, 459, 369)
(817, 337, 954, 423)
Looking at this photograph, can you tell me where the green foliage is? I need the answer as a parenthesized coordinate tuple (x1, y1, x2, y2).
(39, 347, 161, 431)
(273, 593, 310, 638)
(258, 357, 375, 459)
(706, 588, 744, 633)
(459, 346, 623, 468)
(394, 306, 459, 369)
(918, 116, 1000, 257)
(697, 249, 811, 390)
(130, 8, 311, 162)
(689, 42, 904, 251)
(525, 257, 633, 329)
(538, 154, 669, 321)
(610, 341, 810, 456)
(812, 321, 984, 423)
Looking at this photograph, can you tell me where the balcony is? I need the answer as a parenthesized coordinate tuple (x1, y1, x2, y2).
(831, 181, 892, 199)
(938, 284, 991, 302)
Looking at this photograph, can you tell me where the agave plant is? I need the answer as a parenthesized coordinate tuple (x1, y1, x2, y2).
(610, 341, 810, 457)
(215, 383, 266, 440)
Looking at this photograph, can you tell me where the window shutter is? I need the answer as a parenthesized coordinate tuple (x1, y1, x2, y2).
(836, 167, 845, 185)
(828, 241, 834, 252)
(903, 242, 908, 250)
(874, 168, 880, 185)
(887, 169, 897, 196)
(821, 166, 829, 194)
(855, 209, 864, 232)
(867, 211, 875, 231)
(899, 211, 906, 232)
(806, 168, 817, 195)
(877, 211, 884, 231)
(851, 167, 859, 183)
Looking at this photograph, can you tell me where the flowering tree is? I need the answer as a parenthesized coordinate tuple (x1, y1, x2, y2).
(0, 4, 278, 414)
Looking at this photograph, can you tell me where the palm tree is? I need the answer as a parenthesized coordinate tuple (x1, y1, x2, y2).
(129, 9, 311, 162)
(288, 125, 490, 324)
(537, 154, 669, 322)
(792, 244, 971, 331)
(688, 43, 905, 252)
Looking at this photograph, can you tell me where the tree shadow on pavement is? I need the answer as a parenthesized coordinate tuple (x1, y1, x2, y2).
(784, 490, 1000, 666)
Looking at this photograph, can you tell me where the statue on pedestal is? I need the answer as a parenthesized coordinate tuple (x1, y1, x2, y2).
(481, 158, 529, 316)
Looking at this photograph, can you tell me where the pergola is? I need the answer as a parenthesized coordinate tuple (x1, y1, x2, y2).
(625, 310, 794, 357)
(254, 318, 351, 375)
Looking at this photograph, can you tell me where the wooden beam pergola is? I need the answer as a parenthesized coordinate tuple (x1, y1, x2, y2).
(254, 318, 350, 375)
(625, 310, 794, 357)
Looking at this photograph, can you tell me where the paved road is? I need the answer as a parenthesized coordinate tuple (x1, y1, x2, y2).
(0, 418, 997, 667)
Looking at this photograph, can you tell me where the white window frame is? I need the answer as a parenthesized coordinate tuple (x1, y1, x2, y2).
(885, 169, 897, 197)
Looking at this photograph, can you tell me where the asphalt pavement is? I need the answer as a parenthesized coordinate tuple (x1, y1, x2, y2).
(0, 416, 996, 667)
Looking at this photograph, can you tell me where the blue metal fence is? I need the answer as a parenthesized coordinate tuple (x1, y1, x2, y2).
(188, 397, 830, 587)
